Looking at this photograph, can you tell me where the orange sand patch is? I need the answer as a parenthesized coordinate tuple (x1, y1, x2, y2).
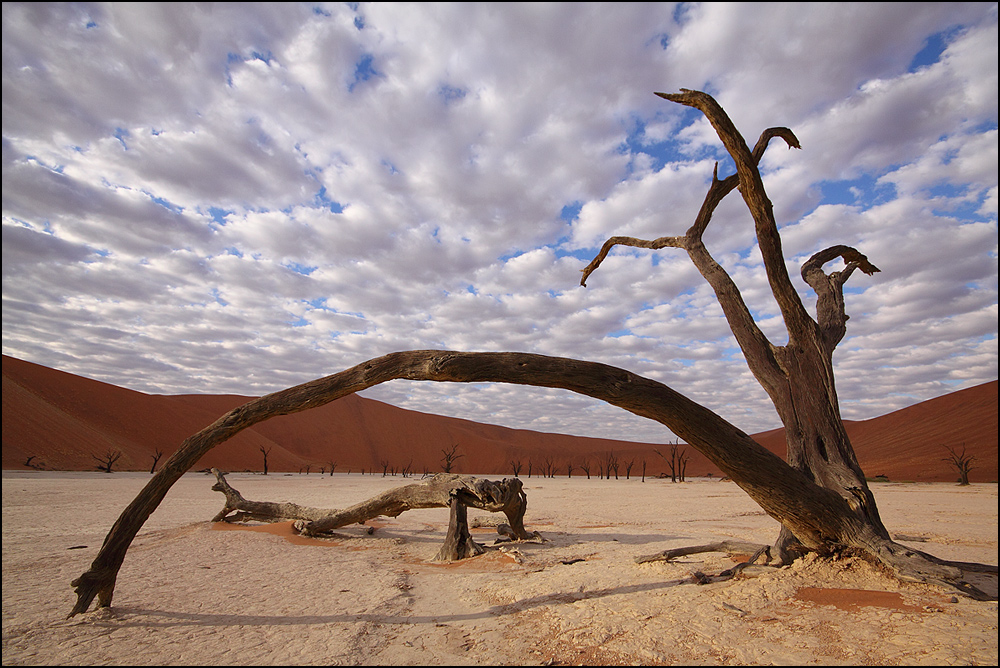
(211, 519, 343, 547)
(793, 587, 929, 613)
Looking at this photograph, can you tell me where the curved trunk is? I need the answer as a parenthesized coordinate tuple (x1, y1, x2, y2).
(68, 350, 995, 617)
(67, 90, 995, 617)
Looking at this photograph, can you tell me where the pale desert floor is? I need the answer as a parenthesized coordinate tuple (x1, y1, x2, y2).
(2, 471, 997, 666)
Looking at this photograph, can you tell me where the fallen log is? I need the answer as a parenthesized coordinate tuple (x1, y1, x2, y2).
(209, 469, 541, 561)
(634, 540, 773, 565)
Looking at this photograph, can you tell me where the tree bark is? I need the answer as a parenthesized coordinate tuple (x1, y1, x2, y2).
(208, 469, 534, 560)
(68, 349, 993, 617)
(68, 90, 997, 618)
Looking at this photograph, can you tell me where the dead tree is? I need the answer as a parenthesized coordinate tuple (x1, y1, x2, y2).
(328, 461, 337, 476)
(601, 451, 619, 480)
(69, 89, 997, 617)
(208, 469, 537, 560)
(624, 458, 635, 480)
(149, 449, 164, 474)
(509, 459, 523, 477)
(542, 456, 556, 478)
(579, 459, 592, 479)
(656, 442, 679, 482)
(440, 443, 464, 473)
(942, 444, 976, 485)
(92, 449, 122, 473)
(259, 446, 270, 475)
(656, 441, 691, 482)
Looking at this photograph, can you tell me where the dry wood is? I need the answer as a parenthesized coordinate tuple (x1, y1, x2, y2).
(208, 469, 536, 561)
(68, 89, 997, 617)
(634, 541, 772, 565)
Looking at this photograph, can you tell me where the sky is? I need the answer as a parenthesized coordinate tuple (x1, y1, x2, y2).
(3, 2, 997, 444)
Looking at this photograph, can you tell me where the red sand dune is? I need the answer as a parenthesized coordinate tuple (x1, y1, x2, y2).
(2, 355, 996, 482)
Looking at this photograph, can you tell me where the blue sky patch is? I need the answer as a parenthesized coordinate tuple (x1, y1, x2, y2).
(350, 54, 382, 91)
(314, 186, 345, 213)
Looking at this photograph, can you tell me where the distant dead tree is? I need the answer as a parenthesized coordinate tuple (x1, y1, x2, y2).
(149, 449, 164, 474)
(579, 459, 592, 479)
(509, 459, 523, 477)
(624, 458, 635, 480)
(641, 459, 647, 483)
(602, 451, 619, 480)
(259, 446, 271, 475)
(379, 459, 390, 477)
(401, 458, 414, 478)
(542, 456, 557, 478)
(440, 443, 464, 473)
(527, 460, 533, 478)
(328, 461, 337, 476)
(24, 455, 44, 470)
(942, 444, 976, 485)
(68, 89, 997, 618)
(656, 441, 690, 483)
(566, 462, 575, 478)
(92, 449, 122, 474)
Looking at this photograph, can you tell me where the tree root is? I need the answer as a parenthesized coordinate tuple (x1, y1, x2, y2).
(871, 540, 997, 601)
(636, 537, 997, 600)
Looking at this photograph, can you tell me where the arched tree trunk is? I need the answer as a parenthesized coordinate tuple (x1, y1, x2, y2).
(69, 350, 993, 617)
(68, 90, 996, 617)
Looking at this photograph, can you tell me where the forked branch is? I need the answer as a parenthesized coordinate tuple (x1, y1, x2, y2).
(653, 89, 813, 340)
(801, 245, 881, 351)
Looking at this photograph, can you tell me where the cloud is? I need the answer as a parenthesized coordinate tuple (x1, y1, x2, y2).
(3, 3, 996, 444)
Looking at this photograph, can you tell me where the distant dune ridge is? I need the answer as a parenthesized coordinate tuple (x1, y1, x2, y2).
(2, 354, 996, 482)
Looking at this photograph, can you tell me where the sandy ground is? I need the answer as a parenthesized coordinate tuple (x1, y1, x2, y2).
(2, 471, 997, 666)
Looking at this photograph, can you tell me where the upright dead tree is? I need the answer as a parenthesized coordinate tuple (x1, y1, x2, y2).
(656, 442, 690, 483)
(92, 449, 122, 473)
(440, 443, 464, 473)
(149, 448, 164, 474)
(69, 89, 995, 617)
(509, 459, 523, 477)
(259, 446, 271, 475)
(942, 444, 976, 485)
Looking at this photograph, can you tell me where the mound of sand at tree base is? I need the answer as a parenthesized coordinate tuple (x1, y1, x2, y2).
(3, 355, 997, 482)
(2, 471, 996, 666)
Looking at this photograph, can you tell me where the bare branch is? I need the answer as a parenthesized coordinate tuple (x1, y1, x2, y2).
(580, 235, 686, 287)
(655, 89, 814, 340)
(582, 108, 804, 399)
(801, 245, 881, 350)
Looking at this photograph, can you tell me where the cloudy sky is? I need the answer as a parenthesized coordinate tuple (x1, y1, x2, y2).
(3, 3, 997, 443)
